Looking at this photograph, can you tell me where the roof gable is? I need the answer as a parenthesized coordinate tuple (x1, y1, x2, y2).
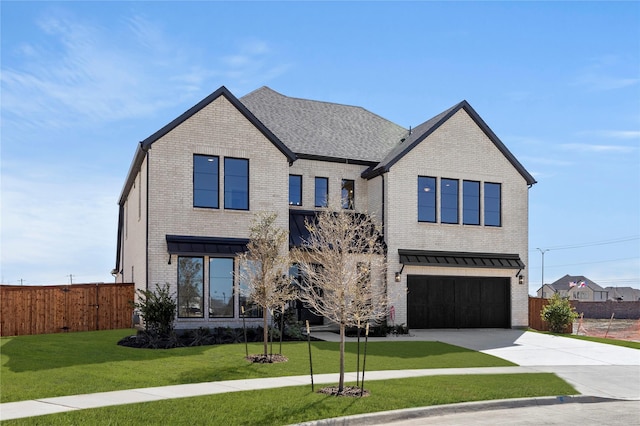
(361, 101, 537, 186)
(549, 274, 605, 291)
(140, 86, 295, 162)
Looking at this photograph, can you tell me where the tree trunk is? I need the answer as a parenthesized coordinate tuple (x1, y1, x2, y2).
(338, 323, 345, 393)
(263, 310, 269, 356)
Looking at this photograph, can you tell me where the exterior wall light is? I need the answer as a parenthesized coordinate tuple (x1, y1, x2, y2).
(518, 275, 524, 285)
(395, 272, 401, 282)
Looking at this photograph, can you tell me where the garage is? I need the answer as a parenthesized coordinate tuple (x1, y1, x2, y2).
(407, 275, 510, 328)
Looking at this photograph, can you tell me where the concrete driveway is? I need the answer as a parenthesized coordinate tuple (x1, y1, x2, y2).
(315, 329, 640, 400)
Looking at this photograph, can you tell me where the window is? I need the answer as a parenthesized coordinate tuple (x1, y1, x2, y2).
(209, 258, 234, 318)
(177, 257, 204, 318)
(193, 155, 219, 208)
(484, 182, 501, 226)
(238, 260, 263, 318)
(315, 177, 328, 208)
(463, 180, 480, 225)
(224, 158, 249, 210)
(441, 178, 459, 224)
(341, 179, 354, 209)
(418, 176, 436, 222)
(289, 175, 302, 206)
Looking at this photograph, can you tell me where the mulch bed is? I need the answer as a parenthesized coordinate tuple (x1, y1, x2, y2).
(317, 385, 370, 397)
(245, 354, 288, 363)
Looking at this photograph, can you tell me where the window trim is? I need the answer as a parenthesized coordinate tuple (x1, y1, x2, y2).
(463, 180, 480, 226)
(440, 178, 459, 224)
(209, 257, 235, 318)
(341, 179, 355, 210)
(417, 176, 437, 223)
(484, 182, 502, 227)
(314, 176, 329, 208)
(289, 174, 303, 206)
(193, 154, 220, 209)
(177, 256, 205, 319)
(224, 157, 250, 211)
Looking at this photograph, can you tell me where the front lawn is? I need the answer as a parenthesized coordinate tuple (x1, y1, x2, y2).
(3, 373, 575, 425)
(1, 329, 515, 403)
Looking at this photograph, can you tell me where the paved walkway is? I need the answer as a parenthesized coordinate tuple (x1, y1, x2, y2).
(1, 330, 639, 423)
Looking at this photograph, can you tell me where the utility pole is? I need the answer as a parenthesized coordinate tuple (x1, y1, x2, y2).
(68, 274, 74, 285)
(536, 248, 549, 288)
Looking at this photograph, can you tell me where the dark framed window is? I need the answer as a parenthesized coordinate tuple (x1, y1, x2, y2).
(315, 177, 328, 207)
(224, 158, 249, 210)
(209, 258, 234, 318)
(289, 174, 302, 206)
(177, 257, 204, 318)
(441, 178, 459, 224)
(341, 179, 354, 209)
(484, 182, 502, 226)
(193, 155, 219, 208)
(418, 176, 437, 222)
(463, 180, 480, 225)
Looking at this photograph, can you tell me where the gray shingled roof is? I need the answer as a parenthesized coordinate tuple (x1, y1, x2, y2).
(240, 87, 407, 163)
(548, 274, 605, 291)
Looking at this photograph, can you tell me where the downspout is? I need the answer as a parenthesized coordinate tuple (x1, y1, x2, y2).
(381, 174, 385, 241)
(145, 145, 150, 292)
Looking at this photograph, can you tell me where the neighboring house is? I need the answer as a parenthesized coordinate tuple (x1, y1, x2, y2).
(537, 274, 608, 301)
(605, 286, 640, 301)
(114, 86, 536, 330)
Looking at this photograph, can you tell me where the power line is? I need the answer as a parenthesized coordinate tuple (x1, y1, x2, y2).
(531, 235, 639, 252)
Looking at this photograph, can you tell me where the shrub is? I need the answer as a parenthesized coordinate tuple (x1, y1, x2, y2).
(133, 283, 177, 336)
(541, 293, 579, 333)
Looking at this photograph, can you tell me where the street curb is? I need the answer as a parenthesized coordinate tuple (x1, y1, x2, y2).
(292, 395, 621, 425)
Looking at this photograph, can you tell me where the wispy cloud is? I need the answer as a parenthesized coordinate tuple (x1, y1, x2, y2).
(559, 143, 636, 154)
(1, 11, 289, 133)
(579, 130, 640, 140)
(573, 55, 639, 91)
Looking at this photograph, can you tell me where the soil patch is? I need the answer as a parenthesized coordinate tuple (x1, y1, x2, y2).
(574, 318, 640, 342)
(245, 354, 288, 363)
(317, 385, 370, 397)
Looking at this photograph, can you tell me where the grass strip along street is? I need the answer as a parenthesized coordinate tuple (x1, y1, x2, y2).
(1, 329, 577, 424)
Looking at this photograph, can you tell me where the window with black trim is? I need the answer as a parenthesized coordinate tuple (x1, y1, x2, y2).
(484, 182, 501, 226)
(289, 174, 302, 206)
(177, 256, 204, 318)
(463, 180, 480, 225)
(341, 179, 354, 209)
(238, 260, 263, 318)
(418, 176, 436, 222)
(224, 158, 249, 210)
(315, 177, 328, 208)
(193, 155, 219, 208)
(441, 178, 459, 224)
(209, 258, 234, 318)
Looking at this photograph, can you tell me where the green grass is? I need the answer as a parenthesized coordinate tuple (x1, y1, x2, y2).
(1, 329, 515, 403)
(3, 373, 576, 426)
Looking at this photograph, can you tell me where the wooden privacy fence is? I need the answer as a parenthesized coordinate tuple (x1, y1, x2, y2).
(528, 296, 572, 333)
(1, 283, 135, 337)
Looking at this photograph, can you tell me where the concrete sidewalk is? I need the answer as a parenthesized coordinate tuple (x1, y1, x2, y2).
(1, 330, 639, 422)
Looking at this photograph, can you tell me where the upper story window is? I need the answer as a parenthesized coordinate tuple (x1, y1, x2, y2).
(341, 179, 354, 209)
(193, 155, 219, 208)
(315, 177, 328, 208)
(289, 175, 302, 206)
(484, 182, 501, 226)
(224, 158, 249, 210)
(417, 176, 436, 223)
(441, 178, 459, 224)
(463, 180, 480, 225)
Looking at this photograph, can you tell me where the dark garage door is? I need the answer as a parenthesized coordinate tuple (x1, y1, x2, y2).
(407, 275, 510, 328)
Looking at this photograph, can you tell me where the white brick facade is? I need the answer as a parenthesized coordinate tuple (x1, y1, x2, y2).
(115, 87, 534, 330)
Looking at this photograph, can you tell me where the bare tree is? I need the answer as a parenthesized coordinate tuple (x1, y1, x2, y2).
(292, 208, 388, 394)
(238, 212, 297, 357)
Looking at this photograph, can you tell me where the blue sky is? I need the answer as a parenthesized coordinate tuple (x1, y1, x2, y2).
(1, 1, 638, 296)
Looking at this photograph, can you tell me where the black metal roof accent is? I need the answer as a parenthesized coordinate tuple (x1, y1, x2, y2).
(362, 101, 537, 186)
(398, 249, 524, 269)
(166, 235, 249, 257)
